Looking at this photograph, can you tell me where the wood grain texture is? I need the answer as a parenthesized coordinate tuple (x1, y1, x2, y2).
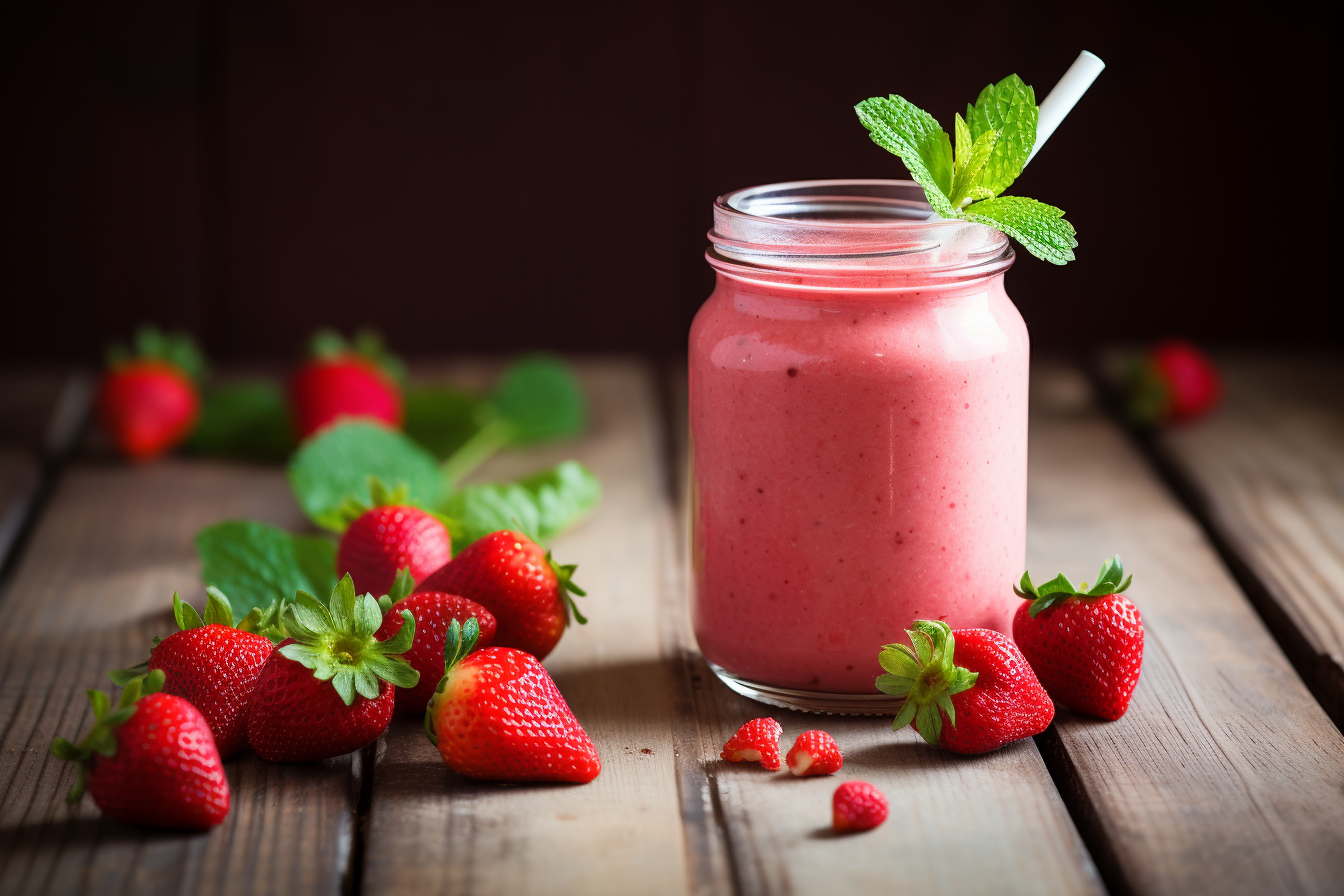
(1147, 353, 1344, 727)
(0, 450, 40, 573)
(665, 363, 1104, 896)
(1028, 363, 1344, 896)
(0, 462, 360, 896)
(361, 360, 695, 896)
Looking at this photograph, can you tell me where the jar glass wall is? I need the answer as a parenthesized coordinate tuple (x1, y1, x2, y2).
(688, 180, 1028, 714)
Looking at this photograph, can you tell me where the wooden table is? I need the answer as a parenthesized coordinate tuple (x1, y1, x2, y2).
(1, 355, 1341, 896)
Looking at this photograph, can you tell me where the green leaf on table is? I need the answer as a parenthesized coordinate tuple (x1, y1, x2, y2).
(442, 460, 601, 548)
(854, 94, 956, 216)
(962, 195, 1077, 265)
(965, 74, 1038, 198)
(196, 520, 337, 624)
(288, 422, 444, 531)
(404, 385, 488, 459)
(492, 355, 587, 445)
(186, 381, 295, 462)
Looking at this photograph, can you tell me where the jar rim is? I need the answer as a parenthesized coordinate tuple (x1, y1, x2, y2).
(708, 179, 1013, 285)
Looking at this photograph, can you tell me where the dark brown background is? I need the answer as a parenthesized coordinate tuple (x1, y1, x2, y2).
(4, 1, 1337, 364)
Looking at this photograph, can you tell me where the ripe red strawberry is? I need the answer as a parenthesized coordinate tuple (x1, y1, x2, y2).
(247, 574, 420, 762)
(877, 620, 1054, 754)
(98, 327, 205, 461)
(415, 530, 586, 660)
(1013, 555, 1144, 720)
(375, 590, 497, 714)
(832, 781, 887, 832)
(50, 670, 229, 829)
(290, 329, 404, 440)
(425, 618, 601, 783)
(721, 717, 783, 770)
(786, 730, 843, 776)
(112, 589, 275, 758)
(1125, 339, 1222, 425)
(337, 481, 452, 597)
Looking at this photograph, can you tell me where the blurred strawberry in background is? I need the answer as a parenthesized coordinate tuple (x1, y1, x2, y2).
(1124, 339, 1222, 425)
(290, 330, 405, 440)
(98, 326, 205, 461)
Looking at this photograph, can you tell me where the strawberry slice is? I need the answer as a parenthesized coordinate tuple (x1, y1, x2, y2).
(786, 730, 843, 776)
(721, 717, 783, 770)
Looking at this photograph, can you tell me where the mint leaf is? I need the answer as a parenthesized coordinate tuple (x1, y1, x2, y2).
(962, 196, 1076, 265)
(196, 521, 337, 624)
(966, 74, 1038, 197)
(288, 422, 444, 531)
(186, 381, 294, 462)
(949, 113, 999, 208)
(442, 460, 601, 548)
(492, 355, 586, 445)
(404, 386, 488, 459)
(854, 95, 956, 216)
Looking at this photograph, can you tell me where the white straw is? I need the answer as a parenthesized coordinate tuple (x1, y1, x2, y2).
(1024, 51, 1105, 167)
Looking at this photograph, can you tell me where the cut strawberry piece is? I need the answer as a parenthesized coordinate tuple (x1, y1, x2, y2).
(721, 717, 783, 770)
(832, 781, 887, 832)
(786, 730, 843, 776)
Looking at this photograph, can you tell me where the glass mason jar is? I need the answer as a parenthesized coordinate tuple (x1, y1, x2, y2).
(688, 179, 1028, 714)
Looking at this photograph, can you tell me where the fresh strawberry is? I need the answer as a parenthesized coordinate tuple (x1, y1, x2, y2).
(50, 670, 229, 829)
(112, 589, 276, 758)
(247, 574, 420, 762)
(337, 481, 452, 597)
(1012, 555, 1144, 720)
(786, 730, 843, 776)
(877, 620, 1054, 754)
(721, 717, 783, 770)
(425, 618, 601, 783)
(375, 587, 497, 714)
(1124, 339, 1222, 425)
(832, 781, 887, 832)
(415, 530, 586, 660)
(97, 326, 205, 461)
(289, 329, 404, 440)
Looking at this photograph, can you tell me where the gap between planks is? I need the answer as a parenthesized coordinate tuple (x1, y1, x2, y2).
(1029, 362, 1344, 896)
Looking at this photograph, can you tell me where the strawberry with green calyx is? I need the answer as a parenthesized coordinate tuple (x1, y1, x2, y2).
(246, 574, 420, 762)
(375, 568, 497, 714)
(1123, 340, 1222, 426)
(416, 530, 587, 660)
(877, 620, 1053, 754)
(98, 325, 206, 461)
(1013, 555, 1144, 720)
(110, 589, 276, 758)
(337, 479, 453, 597)
(425, 618, 601, 783)
(290, 329, 405, 440)
(50, 670, 230, 829)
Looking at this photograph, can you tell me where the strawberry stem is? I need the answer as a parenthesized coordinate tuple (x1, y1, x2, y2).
(875, 621, 978, 747)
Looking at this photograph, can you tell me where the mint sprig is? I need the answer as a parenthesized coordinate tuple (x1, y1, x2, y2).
(855, 73, 1077, 265)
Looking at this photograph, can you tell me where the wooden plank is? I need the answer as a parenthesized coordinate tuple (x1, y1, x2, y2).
(666, 363, 1104, 896)
(0, 462, 360, 896)
(1028, 363, 1344, 896)
(361, 360, 695, 896)
(1143, 352, 1344, 727)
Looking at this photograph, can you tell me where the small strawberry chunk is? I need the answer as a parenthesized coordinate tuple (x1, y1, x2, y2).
(786, 730, 842, 776)
(721, 717, 782, 770)
(832, 781, 887, 832)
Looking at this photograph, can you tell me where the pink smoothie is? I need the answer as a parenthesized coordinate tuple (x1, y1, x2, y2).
(689, 273, 1028, 693)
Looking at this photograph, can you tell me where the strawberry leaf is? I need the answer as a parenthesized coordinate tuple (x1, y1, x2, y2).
(442, 460, 600, 548)
(186, 380, 294, 462)
(196, 521, 337, 626)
